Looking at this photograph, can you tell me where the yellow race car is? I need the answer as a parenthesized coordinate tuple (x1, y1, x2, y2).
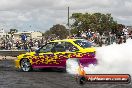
(15, 39, 97, 72)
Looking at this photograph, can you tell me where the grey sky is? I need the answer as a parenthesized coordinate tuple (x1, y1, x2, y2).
(0, 0, 132, 32)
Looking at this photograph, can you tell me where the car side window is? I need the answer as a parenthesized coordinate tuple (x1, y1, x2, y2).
(65, 42, 79, 52)
(52, 44, 65, 52)
(39, 43, 55, 53)
(50, 42, 65, 52)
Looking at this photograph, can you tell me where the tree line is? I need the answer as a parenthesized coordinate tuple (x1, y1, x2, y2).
(8, 12, 125, 39)
(44, 12, 125, 39)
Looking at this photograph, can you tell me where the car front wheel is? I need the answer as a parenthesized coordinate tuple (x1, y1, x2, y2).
(20, 58, 32, 72)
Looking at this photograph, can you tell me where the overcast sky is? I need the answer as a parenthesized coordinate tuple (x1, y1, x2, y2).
(0, 0, 132, 32)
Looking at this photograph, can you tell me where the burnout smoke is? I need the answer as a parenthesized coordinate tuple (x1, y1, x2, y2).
(66, 59, 80, 74)
(67, 39, 132, 75)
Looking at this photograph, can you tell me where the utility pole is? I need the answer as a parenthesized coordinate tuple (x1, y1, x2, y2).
(68, 6, 71, 36)
(68, 7, 70, 27)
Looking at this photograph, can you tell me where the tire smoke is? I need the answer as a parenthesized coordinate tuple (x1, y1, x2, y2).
(66, 39, 132, 75)
(66, 59, 79, 75)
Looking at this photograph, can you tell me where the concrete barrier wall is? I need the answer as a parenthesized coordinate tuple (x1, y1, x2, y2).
(0, 50, 27, 57)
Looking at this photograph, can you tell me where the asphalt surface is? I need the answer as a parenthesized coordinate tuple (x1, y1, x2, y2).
(0, 59, 132, 88)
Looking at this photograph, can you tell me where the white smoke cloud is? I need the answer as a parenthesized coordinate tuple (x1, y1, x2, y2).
(66, 59, 80, 75)
(67, 39, 132, 75)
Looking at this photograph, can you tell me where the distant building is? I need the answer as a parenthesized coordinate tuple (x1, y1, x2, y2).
(13, 31, 42, 42)
(31, 32, 42, 39)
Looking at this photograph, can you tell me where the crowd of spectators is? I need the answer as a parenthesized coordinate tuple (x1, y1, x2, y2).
(68, 28, 132, 47)
(0, 27, 132, 51)
(0, 38, 46, 51)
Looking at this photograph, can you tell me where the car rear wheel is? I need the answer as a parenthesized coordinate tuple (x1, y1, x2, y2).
(66, 58, 79, 74)
(20, 58, 32, 72)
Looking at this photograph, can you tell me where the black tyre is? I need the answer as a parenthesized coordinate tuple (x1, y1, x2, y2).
(20, 58, 32, 72)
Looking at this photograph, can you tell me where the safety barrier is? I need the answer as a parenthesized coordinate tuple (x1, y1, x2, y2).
(0, 50, 27, 57)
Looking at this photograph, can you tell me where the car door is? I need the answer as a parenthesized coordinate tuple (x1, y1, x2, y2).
(52, 41, 80, 68)
(32, 42, 57, 68)
(50, 42, 67, 68)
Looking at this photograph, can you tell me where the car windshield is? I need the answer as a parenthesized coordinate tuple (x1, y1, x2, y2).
(74, 39, 92, 48)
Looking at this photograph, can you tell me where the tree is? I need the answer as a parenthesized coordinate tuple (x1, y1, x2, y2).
(8, 29, 18, 37)
(44, 24, 69, 39)
(70, 13, 118, 34)
(9, 29, 18, 33)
